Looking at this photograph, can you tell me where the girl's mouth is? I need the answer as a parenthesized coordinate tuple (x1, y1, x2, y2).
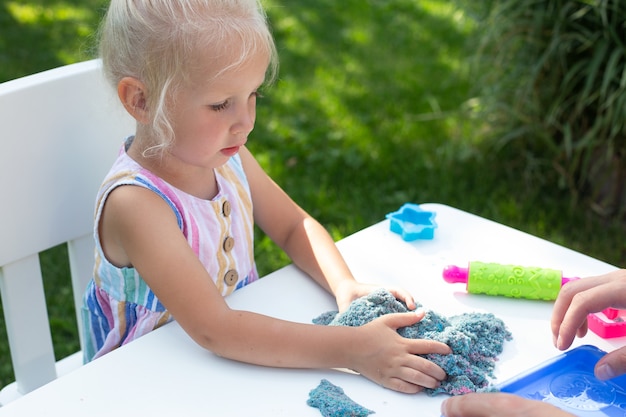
(221, 145, 241, 156)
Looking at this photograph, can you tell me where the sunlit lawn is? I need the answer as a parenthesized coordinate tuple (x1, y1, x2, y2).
(0, 0, 623, 389)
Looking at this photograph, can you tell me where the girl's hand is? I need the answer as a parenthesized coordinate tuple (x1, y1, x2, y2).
(334, 280, 416, 312)
(351, 310, 451, 394)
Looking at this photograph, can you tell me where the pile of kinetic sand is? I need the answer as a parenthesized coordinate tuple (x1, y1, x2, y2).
(312, 288, 512, 396)
(307, 379, 374, 417)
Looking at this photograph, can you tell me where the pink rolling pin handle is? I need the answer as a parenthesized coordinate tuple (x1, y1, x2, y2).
(442, 265, 469, 285)
(561, 276, 579, 286)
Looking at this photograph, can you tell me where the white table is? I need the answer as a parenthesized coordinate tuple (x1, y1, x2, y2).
(0, 203, 620, 416)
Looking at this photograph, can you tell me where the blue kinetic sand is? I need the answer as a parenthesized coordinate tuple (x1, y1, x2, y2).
(386, 203, 437, 241)
(498, 345, 626, 416)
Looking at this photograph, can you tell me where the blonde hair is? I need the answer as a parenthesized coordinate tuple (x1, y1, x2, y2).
(99, 0, 278, 155)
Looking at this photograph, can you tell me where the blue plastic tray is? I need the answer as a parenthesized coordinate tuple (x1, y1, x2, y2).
(499, 345, 626, 416)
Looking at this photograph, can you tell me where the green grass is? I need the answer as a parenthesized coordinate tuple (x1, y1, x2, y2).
(0, 0, 623, 389)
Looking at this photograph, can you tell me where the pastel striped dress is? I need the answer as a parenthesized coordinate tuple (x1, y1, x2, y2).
(81, 139, 259, 362)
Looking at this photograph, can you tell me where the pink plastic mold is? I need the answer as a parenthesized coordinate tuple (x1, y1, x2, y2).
(588, 308, 626, 339)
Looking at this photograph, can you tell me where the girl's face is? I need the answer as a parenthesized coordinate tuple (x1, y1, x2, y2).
(166, 52, 268, 170)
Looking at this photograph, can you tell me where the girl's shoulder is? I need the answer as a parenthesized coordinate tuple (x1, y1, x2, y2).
(97, 140, 179, 207)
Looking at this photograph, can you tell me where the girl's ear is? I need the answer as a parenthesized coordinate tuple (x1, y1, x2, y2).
(117, 77, 150, 124)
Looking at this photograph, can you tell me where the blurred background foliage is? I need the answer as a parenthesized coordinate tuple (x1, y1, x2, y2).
(463, 0, 625, 220)
(0, 0, 623, 389)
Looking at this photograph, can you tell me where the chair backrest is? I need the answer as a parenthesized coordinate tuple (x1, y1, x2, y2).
(0, 60, 134, 399)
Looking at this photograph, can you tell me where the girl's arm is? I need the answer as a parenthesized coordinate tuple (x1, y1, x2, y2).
(239, 146, 415, 311)
(100, 182, 450, 393)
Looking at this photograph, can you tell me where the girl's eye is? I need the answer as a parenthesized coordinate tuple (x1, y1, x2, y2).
(210, 91, 262, 111)
(210, 100, 230, 112)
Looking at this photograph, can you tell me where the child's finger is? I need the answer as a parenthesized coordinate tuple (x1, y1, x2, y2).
(387, 287, 416, 310)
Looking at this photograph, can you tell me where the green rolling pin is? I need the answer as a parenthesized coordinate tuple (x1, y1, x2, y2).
(442, 261, 578, 301)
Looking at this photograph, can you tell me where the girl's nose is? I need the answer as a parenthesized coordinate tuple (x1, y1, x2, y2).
(231, 99, 256, 136)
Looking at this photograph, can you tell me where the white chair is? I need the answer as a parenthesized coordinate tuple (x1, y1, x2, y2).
(0, 59, 134, 405)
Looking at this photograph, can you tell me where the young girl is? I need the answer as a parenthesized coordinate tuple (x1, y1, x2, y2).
(82, 0, 451, 394)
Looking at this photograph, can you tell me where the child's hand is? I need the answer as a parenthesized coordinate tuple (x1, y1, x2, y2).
(441, 392, 574, 417)
(334, 280, 416, 312)
(350, 310, 451, 394)
(552, 269, 626, 351)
